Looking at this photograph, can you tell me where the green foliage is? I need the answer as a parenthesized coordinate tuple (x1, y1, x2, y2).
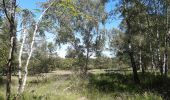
(59, 58, 76, 70)
(0, 19, 10, 75)
(29, 57, 60, 75)
(94, 57, 113, 69)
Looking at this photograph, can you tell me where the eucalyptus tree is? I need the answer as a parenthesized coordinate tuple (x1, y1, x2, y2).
(17, 9, 35, 94)
(74, 0, 107, 74)
(94, 29, 106, 69)
(112, 0, 170, 79)
(160, 0, 170, 76)
(2, 0, 17, 99)
(42, 0, 107, 75)
(116, 0, 150, 83)
(17, 0, 87, 93)
(144, 0, 170, 75)
(17, 1, 57, 94)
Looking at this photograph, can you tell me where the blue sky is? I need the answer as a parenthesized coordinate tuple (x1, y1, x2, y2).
(18, 0, 46, 10)
(17, 0, 121, 58)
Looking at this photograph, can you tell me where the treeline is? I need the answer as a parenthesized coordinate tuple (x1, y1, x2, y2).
(109, 0, 170, 84)
(0, 55, 114, 75)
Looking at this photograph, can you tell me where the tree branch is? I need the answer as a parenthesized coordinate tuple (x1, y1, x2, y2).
(2, 0, 12, 24)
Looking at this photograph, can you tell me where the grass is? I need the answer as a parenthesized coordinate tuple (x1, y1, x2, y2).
(0, 70, 167, 100)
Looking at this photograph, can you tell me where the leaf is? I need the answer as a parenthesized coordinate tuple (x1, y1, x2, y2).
(33, 9, 41, 13)
(16, 7, 23, 13)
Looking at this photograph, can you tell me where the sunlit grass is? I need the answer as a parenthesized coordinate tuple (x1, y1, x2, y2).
(0, 70, 164, 100)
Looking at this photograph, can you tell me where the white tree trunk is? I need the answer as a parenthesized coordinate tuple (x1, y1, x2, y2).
(20, 3, 54, 92)
(157, 34, 161, 63)
(21, 24, 38, 92)
(163, 8, 170, 76)
(163, 53, 166, 74)
(149, 41, 156, 74)
(139, 49, 142, 71)
(17, 28, 27, 94)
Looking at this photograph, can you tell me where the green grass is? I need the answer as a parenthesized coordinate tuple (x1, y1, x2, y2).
(0, 70, 166, 100)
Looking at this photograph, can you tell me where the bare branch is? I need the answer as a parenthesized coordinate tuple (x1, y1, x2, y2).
(2, 0, 12, 24)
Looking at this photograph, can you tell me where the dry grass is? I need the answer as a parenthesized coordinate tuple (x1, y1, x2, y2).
(0, 70, 164, 100)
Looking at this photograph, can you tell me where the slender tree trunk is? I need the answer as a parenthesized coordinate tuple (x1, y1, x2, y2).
(6, 36, 15, 100)
(156, 19, 162, 75)
(163, 8, 169, 76)
(139, 49, 144, 74)
(3, 0, 17, 99)
(146, 15, 156, 74)
(124, 1, 140, 82)
(126, 18, 140, 84)
(129, 43, 140, 84)
(84, 33, 90, 75)
(85, 47, 89, 74)
(163, 35, 167, 76)
(138, 17, 143, 74)
(20, 3, 54, 92)
(150, 43, 156, 73)
(163, 51, 168, 76)
(21, 22, 38, 92)
(17, 28, 27, 94)
(123, 0, 140, 84)
(139, 49, 142, 70)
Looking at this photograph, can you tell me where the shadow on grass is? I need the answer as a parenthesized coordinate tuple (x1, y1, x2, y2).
(88, 72, 170, 99)
(0, 76, 5, 87)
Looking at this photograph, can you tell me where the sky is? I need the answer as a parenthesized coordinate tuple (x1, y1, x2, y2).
(17, 0, 121, 58)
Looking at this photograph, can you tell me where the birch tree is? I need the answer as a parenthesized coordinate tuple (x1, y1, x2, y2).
(17, 9, 35, 94)
(18, 2, 54, 93)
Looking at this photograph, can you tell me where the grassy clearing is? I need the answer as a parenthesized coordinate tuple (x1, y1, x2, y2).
(0, 70, 166, 100)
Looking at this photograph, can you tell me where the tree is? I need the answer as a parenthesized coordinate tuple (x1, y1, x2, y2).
(163, 5, 170, 76)
(43, 0, 107, 75)
(75, 0, 107, 75)
(17, 1, 54, 94)
(17, 9, 35, 94)
(111, 0, 170, 81)
(117, 0, 143, 84)
(94, 29, 106, 69)
(2, 0, 17, 99)
(17, 0, 87, 93)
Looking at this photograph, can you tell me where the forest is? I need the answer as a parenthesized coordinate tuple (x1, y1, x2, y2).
(0, 0, 170, 100)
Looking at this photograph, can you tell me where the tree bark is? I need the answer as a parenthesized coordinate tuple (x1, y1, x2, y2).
(3, 0, 17, 99)
(20, 3, 54, 92)
(84, 47, 89, 74)
(139, 49, 145, 74)
(6, 36, 15, 100)
(146, 15, 156, 74)
(138, 18, 143, 74)
(129, 43, 140, 84)
(156, 25, 162, 75)
(123, 2, 140, 83)
(17, 28, 27, 94)
(126, 18, 140, 84)
(162, 34, 168, 76)
(163, 9, 169, 76)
